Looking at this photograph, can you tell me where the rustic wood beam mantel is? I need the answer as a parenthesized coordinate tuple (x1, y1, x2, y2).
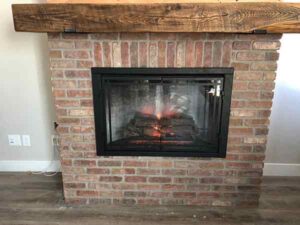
(46, 0, 282, 3)
(12, 2, 300, 33)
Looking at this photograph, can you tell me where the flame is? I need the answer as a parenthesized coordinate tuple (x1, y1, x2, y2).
(152, 131, 161, 137)
(140, 103, 181, 120)
(152, 124, 161, 137)
(153, 125, 158, 130)
(156, 113, 161, 120)
(141, 105, 155, 115)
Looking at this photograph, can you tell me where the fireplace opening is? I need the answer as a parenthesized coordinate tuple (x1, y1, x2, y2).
(92, 68, 233, 157)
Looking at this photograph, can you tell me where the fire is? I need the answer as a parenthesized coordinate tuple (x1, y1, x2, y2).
(152, 131, 161, 137)
(153, 125, 159, 130)
(156, 113, 161, 120)
(141, 105, 155, 115)
(140, 103, 179, 120)
(152, 124, 161, 137)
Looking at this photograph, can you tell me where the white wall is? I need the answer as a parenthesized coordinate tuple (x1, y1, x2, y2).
(0, 0, 58, 171)
(264, 34, 300, 176)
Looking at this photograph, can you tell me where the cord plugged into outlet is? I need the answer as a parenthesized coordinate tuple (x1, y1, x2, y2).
(51, 135, 59, 147)
(31, 135, 60, 177)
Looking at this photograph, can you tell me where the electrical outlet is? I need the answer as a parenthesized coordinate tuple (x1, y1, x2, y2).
(22, 135, 31, 146)
(8, 135, 22, 146)
(51, 135, 59, 146)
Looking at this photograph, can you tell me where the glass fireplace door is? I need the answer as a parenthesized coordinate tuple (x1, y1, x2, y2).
(92, 68, 233, 157)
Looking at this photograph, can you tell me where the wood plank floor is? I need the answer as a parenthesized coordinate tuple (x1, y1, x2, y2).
(0, 172, 299, 225)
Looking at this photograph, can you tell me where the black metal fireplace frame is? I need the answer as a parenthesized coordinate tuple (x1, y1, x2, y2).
(92, 68, 233, 158)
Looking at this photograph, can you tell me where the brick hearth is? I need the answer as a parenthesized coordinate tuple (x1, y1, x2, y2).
(48, 32, 281, 206)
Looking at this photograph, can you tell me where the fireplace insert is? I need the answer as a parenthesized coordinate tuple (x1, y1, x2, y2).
(92, 68, 233, 157)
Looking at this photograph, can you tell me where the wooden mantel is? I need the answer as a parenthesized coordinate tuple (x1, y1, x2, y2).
(11, 1, 300, 33)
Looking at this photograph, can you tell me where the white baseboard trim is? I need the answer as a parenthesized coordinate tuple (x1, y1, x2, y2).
(0, 160, 61, 172)
(264, 163, 300, 176)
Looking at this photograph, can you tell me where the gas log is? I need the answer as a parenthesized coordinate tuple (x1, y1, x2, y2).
(123, 112, 199, 143)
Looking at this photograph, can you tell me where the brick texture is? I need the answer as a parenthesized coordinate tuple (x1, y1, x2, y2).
(48, 33, 281, 207)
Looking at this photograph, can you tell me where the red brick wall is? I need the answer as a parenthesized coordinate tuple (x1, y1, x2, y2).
(48, 33, 281, 206)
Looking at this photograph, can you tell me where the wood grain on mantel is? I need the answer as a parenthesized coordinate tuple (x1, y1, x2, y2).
(12, 2, 300, 33)
(47, 0, 281, 3)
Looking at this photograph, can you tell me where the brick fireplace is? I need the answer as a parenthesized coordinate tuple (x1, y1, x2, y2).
(47, 32, 281, 206)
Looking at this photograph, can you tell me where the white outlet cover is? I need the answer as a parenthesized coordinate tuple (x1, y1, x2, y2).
(51, 135, 59, 146)
(8, 135, 22, 146)
(22, 135, 31, 146)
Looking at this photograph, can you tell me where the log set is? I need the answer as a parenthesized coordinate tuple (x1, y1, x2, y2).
(114, 112, 200, 146)
(11, 2, 300, 33)
(122, 112, 199, 141)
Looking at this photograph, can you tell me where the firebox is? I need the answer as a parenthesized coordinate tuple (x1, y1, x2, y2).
(92, 68, 233, 157)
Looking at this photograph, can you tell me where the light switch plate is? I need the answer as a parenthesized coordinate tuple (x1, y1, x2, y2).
(8, 135, 22, 146)
(22, 135, 31, 146)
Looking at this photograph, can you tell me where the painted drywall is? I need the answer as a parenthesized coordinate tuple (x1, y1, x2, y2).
(264, 0, 300, 176)
(0, 0, 57, 169)
(264, 33, 300, 175)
